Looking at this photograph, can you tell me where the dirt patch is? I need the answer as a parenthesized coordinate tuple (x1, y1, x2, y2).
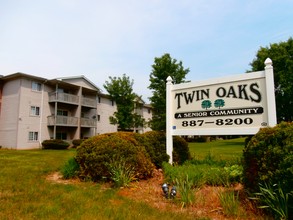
(117, 169, 263, 219)
(46, 170, 263, 219)
(46, 172, 81, 185)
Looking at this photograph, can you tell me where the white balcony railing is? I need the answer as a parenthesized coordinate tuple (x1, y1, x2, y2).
(81, 97, 97, 108)
(80, 118, 97, 127)
(49, 92, 79, 105)
(47, 116, 78, 126)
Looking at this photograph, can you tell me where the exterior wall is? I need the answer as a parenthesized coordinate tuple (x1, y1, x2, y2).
(0, 79, 20, 148)
(16, 78, 43, 149)
(96, 96, 117, 134)
(142, 107, 152, 133)
(0, 73, 152, 149)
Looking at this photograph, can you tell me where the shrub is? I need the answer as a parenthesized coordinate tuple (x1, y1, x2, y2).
(242, 122, 293, 217)
(61, 157, 80, 179)
(173, 136, 192, 165)
(143, 131, 169, 168)
(143, 131, 191, 167)
(72, 139, 85, 148)
(243, 122, 293, 193)
(42, 139, 69, 150)
(75, 132, 155, 182)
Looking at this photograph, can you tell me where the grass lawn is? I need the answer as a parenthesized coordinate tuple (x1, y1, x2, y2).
(0, 149, 194, 220)
(0, 138, 256, 220)
(188, 137, 246, 160)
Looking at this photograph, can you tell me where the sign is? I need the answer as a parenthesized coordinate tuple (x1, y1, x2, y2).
(166, 58, 277, 163)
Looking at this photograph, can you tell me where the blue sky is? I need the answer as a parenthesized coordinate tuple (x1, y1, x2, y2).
(1, 0, 292, 102)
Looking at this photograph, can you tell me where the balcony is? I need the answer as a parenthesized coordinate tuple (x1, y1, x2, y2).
(47, 116, 78, 127)
(49, 92, 79, 105)
(81, 118, 97, 127)
(82, 97, 97, 108)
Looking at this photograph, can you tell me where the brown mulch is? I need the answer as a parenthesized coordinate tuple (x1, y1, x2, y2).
(46, 170, 264, 219)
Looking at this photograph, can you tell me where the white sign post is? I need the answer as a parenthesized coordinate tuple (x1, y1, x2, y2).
(166, 58, 277, 164)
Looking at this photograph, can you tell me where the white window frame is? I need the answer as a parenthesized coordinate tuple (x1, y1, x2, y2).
(28, 132, 38, 141)
(32, 81, 42, 91)
(30, 106, 40, 116)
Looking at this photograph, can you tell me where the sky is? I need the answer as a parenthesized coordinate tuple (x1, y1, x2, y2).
(1, 0, 292, 102)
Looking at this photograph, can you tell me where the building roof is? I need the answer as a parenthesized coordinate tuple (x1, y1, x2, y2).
(56, 75, 101, 92)
(0, 72, 47, 82)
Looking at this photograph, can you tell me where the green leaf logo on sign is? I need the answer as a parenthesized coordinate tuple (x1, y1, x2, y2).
(214, 99, 225, 109)
(201, 100, 212, 110)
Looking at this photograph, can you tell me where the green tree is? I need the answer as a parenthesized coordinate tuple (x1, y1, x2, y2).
(104, 74, 144, 131)
(249, 38, 293, 122)
(148, 53, 189, 131)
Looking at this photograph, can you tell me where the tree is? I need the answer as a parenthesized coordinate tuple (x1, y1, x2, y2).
(148, 53, 189, 131)
(103, 74, 144, 131)
(249, 38, 293, 122)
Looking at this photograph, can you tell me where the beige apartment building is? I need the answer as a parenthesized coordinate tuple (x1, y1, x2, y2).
(0, 73, 152, 149)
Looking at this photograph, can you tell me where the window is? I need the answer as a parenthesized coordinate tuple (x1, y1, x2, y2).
(32, 82, 42, 91)
(30, 106, 40, 116)
(111, 100, 114, 106)
(97, 114, 101, 121)
(28, 132, 38, 141)
(56, 132, 67, 140)
(57, 109, 68, 116)
(97, 96, 101, 103)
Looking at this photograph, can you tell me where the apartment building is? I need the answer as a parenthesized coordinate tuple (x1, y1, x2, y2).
(0, 73, 152, 149)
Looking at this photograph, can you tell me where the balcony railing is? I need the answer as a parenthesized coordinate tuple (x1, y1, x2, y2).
(49, 92, 79, 105)
(81, 118, 97, 127)
(47, 116, 78, 126)
(82, 97, 97, 108)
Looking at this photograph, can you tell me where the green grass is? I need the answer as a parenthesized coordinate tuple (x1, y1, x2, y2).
(0, 149, 196, 220)
(188, 137, 245, 161)
(0, 138, 247, 219)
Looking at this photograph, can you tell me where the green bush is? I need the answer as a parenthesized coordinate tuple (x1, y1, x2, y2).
(243, 122, 293, 193)
(42, 139, 69, 150)
(143, 131, 169, 168)
(143, 131, 191, 167)
(173, 136, 192, 165)
(242, 122, 293, 217)
(75, 132, 155, 182)
(72, 139, 85, 148)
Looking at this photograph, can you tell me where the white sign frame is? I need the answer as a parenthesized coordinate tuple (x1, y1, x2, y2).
(166, 58, 277, 164)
